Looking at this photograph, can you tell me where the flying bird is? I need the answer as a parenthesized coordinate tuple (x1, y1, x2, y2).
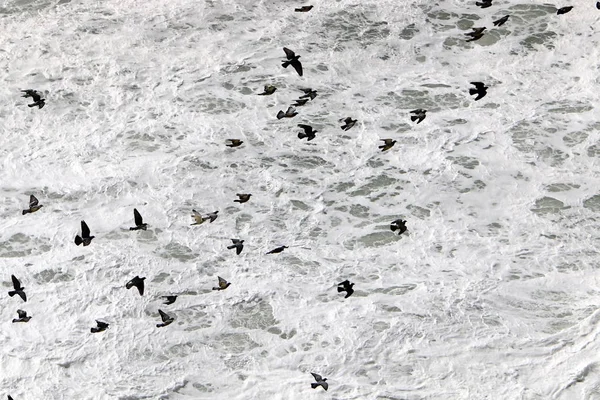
(465, 27, 486, 42)
(337, 280, 355, 298)
(227, 239, 244, 255)
(212, 276, 231, 291)
(21, 89, 45, 109)
(340, 117, 357, 131)
(162, 295, 178, 305)
(390, 219, 408, 235)
(311, 372, 328, 391)
(379, 139, 397, 152)
(234, 194, 252, 203)
(282, 47, 303, 76)
(130, 208, 148, 231)
(91, 320, 109, 333)
(8, 275, 26, 302)
(12, 309, 31, 323)
(277, 106, 298, 119)
(475, 0, 492, 8)
(410, 109, 427, 124)
(266, 245, 288, 254)
(22, 194, 43, 215)
(295, 5, 313, 12)
(292, 98, 309, 106)
(297, 124, 317, 141)
(75, 220, 95, 246)
(556, 6, 573, 15)
(469, 81, 488, 101)
(126, 276, 146, 296)
(258, 85, 277, 95)
(225, 139, 244, 148)
(299, 88, 317, 100)
(493, 15, 509, 26)
(156, 309, 174, 328)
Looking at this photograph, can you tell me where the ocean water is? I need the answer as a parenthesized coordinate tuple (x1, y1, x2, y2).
(1, 0, 600, 398)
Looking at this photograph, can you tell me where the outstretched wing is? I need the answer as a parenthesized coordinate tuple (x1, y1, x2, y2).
(218, 276, 228, 289)
(17, 309, 27, 318)
(283, 47, 296, 59)
(133, 208, 144, 226)
(29, 194, 39, 207)
(311, 372, 323, 381)
(158, 309, 171, 322)
(11, 274, 20, 289)
(81, 220, 91, 238)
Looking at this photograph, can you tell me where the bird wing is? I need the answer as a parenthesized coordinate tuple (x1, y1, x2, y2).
(29, 194, 39, 207)
(218, 276, 228, 288)
(133, 208, 143, 226)
(31, 91, 41, 102)
(382, 139, 392, 144)
(283, 47, 296, 59)
(138, 280, 145, 295)
(471, 82, 484, 90)
(17, 309, 27, 318)
(298, 124, 312, 133)
(291, 60, 303, 76)
(158, 309, 171, 322)
(338, 280, 349, 286)
(311, 372, 323, 381)
(11, 274, 20, 289)
(236, 244, 243, 255)
(97, 320, 109, 329)
(126, 278, 135, 289)
(81, 220, 91, 238)
(191, 209, 205, 224)
(286, 106, 296, 114)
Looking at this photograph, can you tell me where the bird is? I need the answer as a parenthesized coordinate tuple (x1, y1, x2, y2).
(8, 275, 26, 302)
(466, 32, 484, 42)
(258, 85, 277, 95)
(556, 6, 573, 15)
(266, 245, 288, 254)
(90, 320, 109, 333)
(410, 109, 427, 124)
(282, 47, 303, 76)
(129, 208, 148, 231)
(475, 0, 492, 8)
(597, 2, 600, 10)
(227, 239, 244, 255)
(337, 280, 355, 298)
(297, 124, 317, 141)
(311, 372, 328, 391)
(126, 276, 146, 296)
(299, 88, 317, 100)
(294, 5, 313, 12)
(21, 89, 45, 109)
(156, 309, 174, 328)
(465, 27, 486, 42)
(190, 209, 207, 225)
(212, 276, 231, 291)
(292, 98, 309, 106)
(225, 139, 244, 147)
(493, 15, 509, 26)
(74, 220, 95, 246)
(340, 117, 357, 131)
(390, 219, 408, 235)
(162, 295, 177, 305)
(12, 309, 31, 323)
(22, 194, 43, 215)
(379, 139, 397, 152)
(8, 395, 14, 400)
(234, 194, 252, 203)
(277, 106, 298, 119)
(469, 82, 488, 101)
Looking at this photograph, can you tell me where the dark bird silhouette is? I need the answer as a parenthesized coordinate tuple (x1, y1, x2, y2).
(493, 15, 509, 26)
(556, 6, 573, 15)
(266, 245, 288, 254)
(162, 295, 177, 305)
(297, 124, 317, 141)
(337, 280, 355, 298)
(75, 220, 95, 246)
(282, 47, 303, 76)
(466, 32, 484, 42)
(12, 309, 31, 323)
(311, 372, 328, 391)
(390, 219, 408, 235)
(22, 194, 43, 215)
(295, 5, 313, 12)
(8, 275, 26, 302)
(340, 117, 357, 131)
(126, 276, 146, 296)
(379, 139, 397, 152)
(410, 109, 427, 124)
(277, 106, 298, 119)
(469, 81, 488, 101)
(212, 276, 231, 291)
(299, 88, 317, 100)
(258, 85, 277, 95)
(156, 309, 174, 328)
(21, 89, 46, 109)
(227, 239, 244, 255)
(8, 395, 14, 400)
(292, 98, 309, 106)
(465, 27, 486, 42)
(234, 194, 252, 203)
(91, 320, 109, 333)
(191, 209, 218, 225)
(475, 0, 492, 8)
(130, 208, 148, 231)
(226, 139, 244, 147)
(597, 2, 600, 10)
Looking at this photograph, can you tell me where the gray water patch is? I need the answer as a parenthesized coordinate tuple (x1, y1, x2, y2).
(530, 196, 568, 215)
(33, 269, 75, 283)
(583, 195, 600, 212)
(0, 234, 52, 258)
(211, 332, 260, 354)
(230, 298, 278, 330)
(545, 183, 580, 193)
(155, 242, 198, 262)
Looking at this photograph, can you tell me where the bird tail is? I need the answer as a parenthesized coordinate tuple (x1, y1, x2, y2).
(410, 116, 418, 122)
(8, 291, 16, 297)
(212, 287, 221, 291)
(91, 328, 99, 333)
(390, 225, 398, 232)
(22, 209, 29, 215)
(129, 227, 138, 231)
(298, 133, 307, 139)
(311, 383, 319, 389)
(469, 88, 478, 95)
(227, 245, 236, 250)
(276, 111, 285, 119)
(75, 235, 83, 246)
(28, 103, 36, 107)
